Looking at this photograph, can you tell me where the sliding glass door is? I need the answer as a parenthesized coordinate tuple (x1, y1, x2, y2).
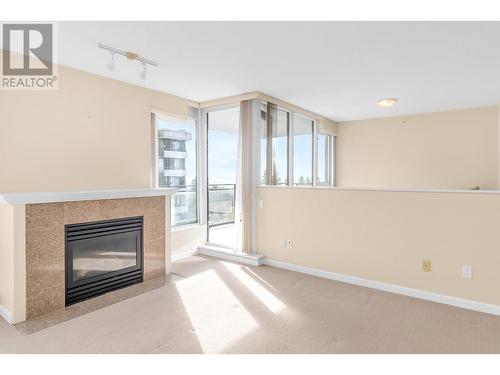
(206, 106, 240, 248)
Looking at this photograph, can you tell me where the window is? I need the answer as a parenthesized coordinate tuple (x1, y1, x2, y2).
(293, 114, 313, 186)
(258, 101, 334, 188)
(316, 132, 332, 185)
(271, 108, 289, 185)
(260, 103, 268, 185)
(156, 115, 198, 227)
(260, 103, 289, 185)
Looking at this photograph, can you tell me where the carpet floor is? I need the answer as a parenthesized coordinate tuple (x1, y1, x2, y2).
(1, 255, 500, 353)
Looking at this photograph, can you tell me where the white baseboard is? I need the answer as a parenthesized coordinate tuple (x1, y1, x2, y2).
(171, 249, 199, 262)
(263, 258, 500, 316)
(198, 245, 265, 266)
(0, 304, 12, 324)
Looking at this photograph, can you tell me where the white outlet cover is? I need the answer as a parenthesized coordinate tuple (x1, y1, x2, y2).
(258, 200, 264, 208)
(462, 265, 473, 279)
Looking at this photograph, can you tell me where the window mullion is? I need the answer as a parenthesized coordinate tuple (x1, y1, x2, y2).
(332, 135, 336, 187)
(288, 111, 294, 186)
(266, 102, 275, 185)
(312, 122, 318, 186)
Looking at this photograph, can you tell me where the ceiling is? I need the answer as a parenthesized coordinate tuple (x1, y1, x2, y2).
(58, 21, 500, 122)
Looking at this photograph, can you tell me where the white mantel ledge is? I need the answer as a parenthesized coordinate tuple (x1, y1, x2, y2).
(0, 188, 178, 205)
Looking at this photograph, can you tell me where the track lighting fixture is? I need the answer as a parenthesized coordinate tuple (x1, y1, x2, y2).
(107, 51, 115, 71)
(139, 62, 147, 80)
(98, 43, 158, 80)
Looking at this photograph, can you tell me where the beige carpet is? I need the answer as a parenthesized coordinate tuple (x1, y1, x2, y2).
(1, 255, 500, 353)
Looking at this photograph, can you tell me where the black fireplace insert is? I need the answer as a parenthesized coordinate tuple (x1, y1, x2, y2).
(65, 216, 144, 306)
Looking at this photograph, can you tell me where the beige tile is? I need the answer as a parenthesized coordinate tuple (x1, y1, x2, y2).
(143, 196, 166, 215)
(97, 198, 135, 219)
(44, 304, 89, 325)
(110, 283, 149, 301)
(143, 213, 165, 242)
(26, 264, 65, 319)
(64, 200, 99, 224)
(15, 316, 52, 335)
(25, 197, 167, 318)
(26, 203, 64, 228)
(77, 292, 121, 313)
(144, 238, 166, 279)
(26, 228, 64, 267)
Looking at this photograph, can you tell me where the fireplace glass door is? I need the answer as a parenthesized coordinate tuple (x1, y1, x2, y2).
(71, 231, 139, 282)
(65, 216, 144, 305)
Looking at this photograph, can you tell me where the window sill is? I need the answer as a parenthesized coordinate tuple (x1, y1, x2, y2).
(171, 223, 205, 232)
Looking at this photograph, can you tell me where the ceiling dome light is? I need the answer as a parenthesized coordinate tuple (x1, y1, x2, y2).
(377, 98, 398, 107)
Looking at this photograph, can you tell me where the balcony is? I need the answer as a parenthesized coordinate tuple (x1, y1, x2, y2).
(208, 184, 236, 247)
(163, 169, 187, 177)
(164, 150, 187, 158)
(169, 183, 237, 246)
(208, 184, 236, 227)
(171, 185, 197, 227)
(158, 129, 192, 141)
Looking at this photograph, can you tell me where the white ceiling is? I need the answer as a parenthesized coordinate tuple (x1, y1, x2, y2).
(58, 21, 500, 122)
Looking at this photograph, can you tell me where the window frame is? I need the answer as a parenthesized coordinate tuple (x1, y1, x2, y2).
(254, 101, 337, 188)
(152, 111, 201, 228)
(291, 113, 314, 186)
(271, 106, 290, 186)
(314, 131, 334, 186)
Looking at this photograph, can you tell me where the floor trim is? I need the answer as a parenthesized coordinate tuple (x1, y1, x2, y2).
(171, 249, 199, 262)
(263, 258, 500, 316)
(198, 245, 265, 266)
(0, 304, 12, 324)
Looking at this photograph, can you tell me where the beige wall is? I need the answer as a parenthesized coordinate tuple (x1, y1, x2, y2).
(498, 103, 500, 188)
(0, 204, 25, 323)
(257, 186, 500, 306)
(0, 63, 189, 193)
(0, 205, 14, 321)
(171, 224, 206, 258)
(336, 106, 498, 190)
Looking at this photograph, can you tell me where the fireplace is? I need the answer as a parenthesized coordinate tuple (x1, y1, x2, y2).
(65, 216, 144, 306)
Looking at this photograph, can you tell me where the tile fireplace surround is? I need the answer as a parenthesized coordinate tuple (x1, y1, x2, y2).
(0, 189, 176, 324)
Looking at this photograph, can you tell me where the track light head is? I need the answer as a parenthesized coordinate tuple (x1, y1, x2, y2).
(139, 62, 147, 80)
(106, 51, 115, 72)
(98, 43, 158, 80)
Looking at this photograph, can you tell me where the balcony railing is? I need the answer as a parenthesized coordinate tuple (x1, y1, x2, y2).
(208, 184, 236, 228)
(165, 183, 236, 228)
(170, 184, 197, 227)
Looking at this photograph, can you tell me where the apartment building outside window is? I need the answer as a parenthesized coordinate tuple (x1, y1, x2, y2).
(155, 115, 198, 227)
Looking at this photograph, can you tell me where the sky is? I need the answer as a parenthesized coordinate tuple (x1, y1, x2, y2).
(158, 115, 318, 187)
(208, 129, 238, 185)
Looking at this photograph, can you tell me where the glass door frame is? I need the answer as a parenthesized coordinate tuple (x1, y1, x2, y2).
(201, 102, 241, 248)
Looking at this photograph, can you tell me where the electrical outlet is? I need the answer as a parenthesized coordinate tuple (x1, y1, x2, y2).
(279, 239, 286, 248)
(286, 240, 293, 248)
(462, 265, 473, 279)
(258, 200, 264, 209)
(422, 259, 431, 272)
